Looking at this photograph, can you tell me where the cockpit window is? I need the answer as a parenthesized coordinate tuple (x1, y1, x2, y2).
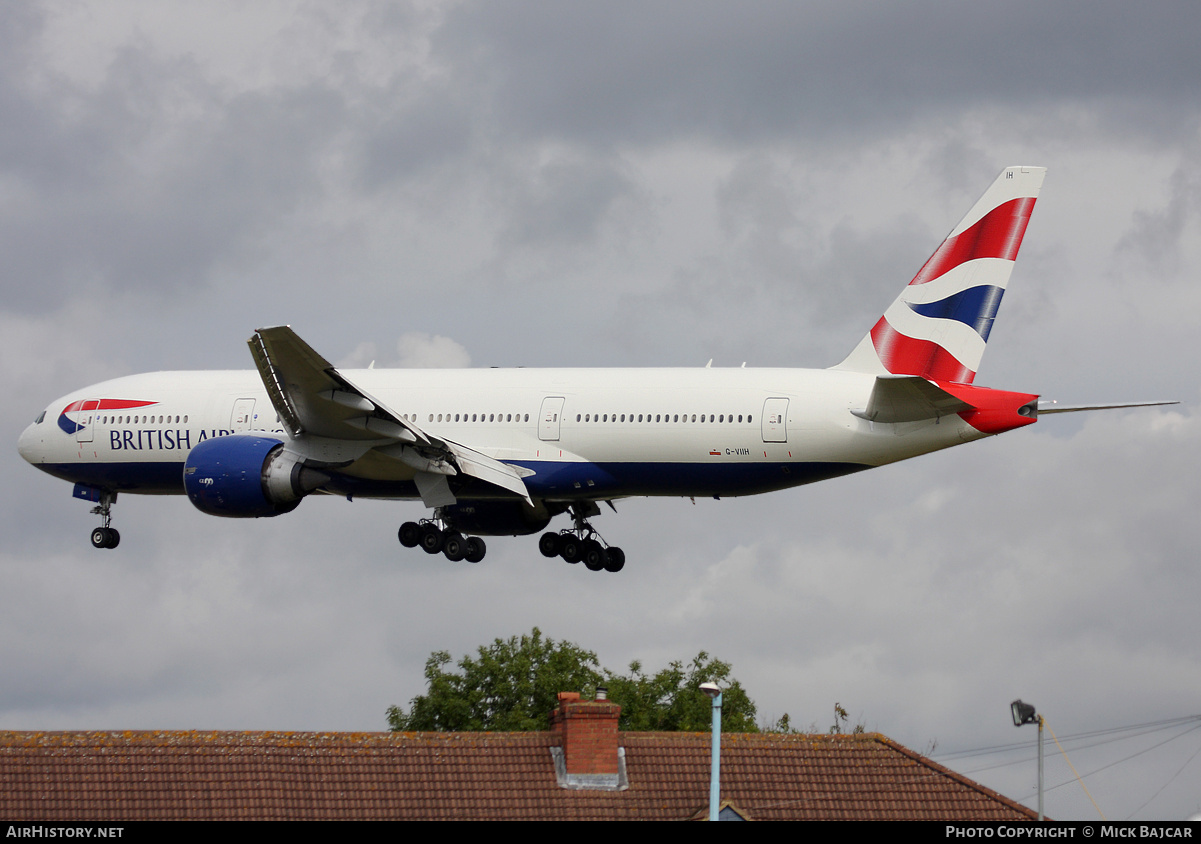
(35, 411, 45, 424)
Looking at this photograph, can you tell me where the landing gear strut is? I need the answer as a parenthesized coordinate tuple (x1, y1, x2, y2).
(538, 504, 624, 573)
(398, 517, 487, 563)
(89, 491, 120, 550)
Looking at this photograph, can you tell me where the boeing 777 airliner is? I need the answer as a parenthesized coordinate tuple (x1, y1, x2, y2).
(17, 167, 1172, 571)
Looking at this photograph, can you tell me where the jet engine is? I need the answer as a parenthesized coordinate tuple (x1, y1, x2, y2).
(183, 434, 328, 518)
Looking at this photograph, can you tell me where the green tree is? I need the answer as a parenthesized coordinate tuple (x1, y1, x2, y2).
(387, 627, 603, 731)
(605, 651, 757, 732)
(388, 631, 759, 733)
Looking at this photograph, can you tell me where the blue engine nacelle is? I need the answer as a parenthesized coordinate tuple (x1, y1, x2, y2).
(439, 501, 551, 536)
(183, 434, 326, 518)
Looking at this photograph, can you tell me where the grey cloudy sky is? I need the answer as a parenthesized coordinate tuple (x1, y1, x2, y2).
(3, 0, 1200, 821)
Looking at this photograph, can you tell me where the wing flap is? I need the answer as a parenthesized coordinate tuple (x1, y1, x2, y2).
(445, 440, 536, 502)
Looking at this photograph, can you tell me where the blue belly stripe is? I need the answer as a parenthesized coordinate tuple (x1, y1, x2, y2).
(38, 459, 870, 500)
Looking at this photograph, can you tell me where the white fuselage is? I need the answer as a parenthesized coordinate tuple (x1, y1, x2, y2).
(19, 366, 988, 502)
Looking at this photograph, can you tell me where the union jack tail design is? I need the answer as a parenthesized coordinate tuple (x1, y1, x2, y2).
(835, 166, 1046, 384)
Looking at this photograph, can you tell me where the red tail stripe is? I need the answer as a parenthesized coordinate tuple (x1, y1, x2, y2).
(870, 318, 976, 384)
(909, 196, 1036, 286)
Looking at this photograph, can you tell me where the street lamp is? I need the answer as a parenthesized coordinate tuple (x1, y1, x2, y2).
(1010, 699, 1044, 820)
(700, 681, 722, 821)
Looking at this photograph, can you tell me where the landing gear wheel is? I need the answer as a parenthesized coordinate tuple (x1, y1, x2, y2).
(91, 527, 109, 549)
(603, 546, 625, 573)
(398, 522, 422, 548)
(442, 531, 466, 562)
(420, 524, 444, 554)
(582, 539, 605, 571)
(88, 491, 119, 549)
(560, 536, 583, 564)
(464, 537, 487, 564)
(538, 532, 561, 558)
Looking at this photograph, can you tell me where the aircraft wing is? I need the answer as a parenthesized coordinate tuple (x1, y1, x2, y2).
(851, 375, 974, 423)
(247, 326, 532, 506)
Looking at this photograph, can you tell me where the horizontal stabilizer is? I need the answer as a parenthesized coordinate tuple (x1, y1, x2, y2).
(1037, 400, 1179, 415)
(852, 376, 973, 423)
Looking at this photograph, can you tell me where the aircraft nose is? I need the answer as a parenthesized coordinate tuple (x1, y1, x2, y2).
(18, 421, 44, 465)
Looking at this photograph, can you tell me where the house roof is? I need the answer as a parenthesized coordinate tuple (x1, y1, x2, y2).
(0, 729, 1037, 821)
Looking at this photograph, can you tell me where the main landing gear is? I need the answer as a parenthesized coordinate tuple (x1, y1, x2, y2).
(89, 491, 120, 550)
(398, 519, 487, 563)
(538, 505, 624, 573)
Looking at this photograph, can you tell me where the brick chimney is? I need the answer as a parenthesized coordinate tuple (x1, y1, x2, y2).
(549, 691, 626, 790)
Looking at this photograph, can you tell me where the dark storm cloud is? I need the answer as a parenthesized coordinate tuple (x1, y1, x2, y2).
(1, 24, 347, 312)
(434, 0, 1201, 147)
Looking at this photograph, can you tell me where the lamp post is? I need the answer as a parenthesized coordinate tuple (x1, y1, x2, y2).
(700, 681, 722, 821)
(1010, 699, 1044, 820)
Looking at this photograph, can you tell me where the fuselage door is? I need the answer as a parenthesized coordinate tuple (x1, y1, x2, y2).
(761, 397, 789, 443)
(538, 396, 565, 442)
(76, 398, 99, 443)
(231, 398, 256, 432)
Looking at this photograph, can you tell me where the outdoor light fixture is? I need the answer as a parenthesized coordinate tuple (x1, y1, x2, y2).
(1011, 699, 1038, 727)
(1010, 698, 1044, 820)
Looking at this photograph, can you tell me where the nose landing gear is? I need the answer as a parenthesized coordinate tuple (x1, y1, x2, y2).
(89, 491, 120, 549)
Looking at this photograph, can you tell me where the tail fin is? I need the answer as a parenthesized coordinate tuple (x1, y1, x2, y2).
(835, 166, 1046, 383)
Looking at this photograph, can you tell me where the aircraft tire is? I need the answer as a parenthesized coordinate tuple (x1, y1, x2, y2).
(464, 537, 486, 563)
(560, 536, 583, 564)
(91, 528, 108, 549)
(398, 522, 422, 547)
(582, 539, 605, 571)
(603, 547, 625, 573)
(420, 524, 444, 554)
(538, 532, 560, 557)
(106, 528, 120, 549)
(443, 531, 466, 561)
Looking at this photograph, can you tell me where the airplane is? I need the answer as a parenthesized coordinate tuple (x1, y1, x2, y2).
(17, 166, 1174, 571)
